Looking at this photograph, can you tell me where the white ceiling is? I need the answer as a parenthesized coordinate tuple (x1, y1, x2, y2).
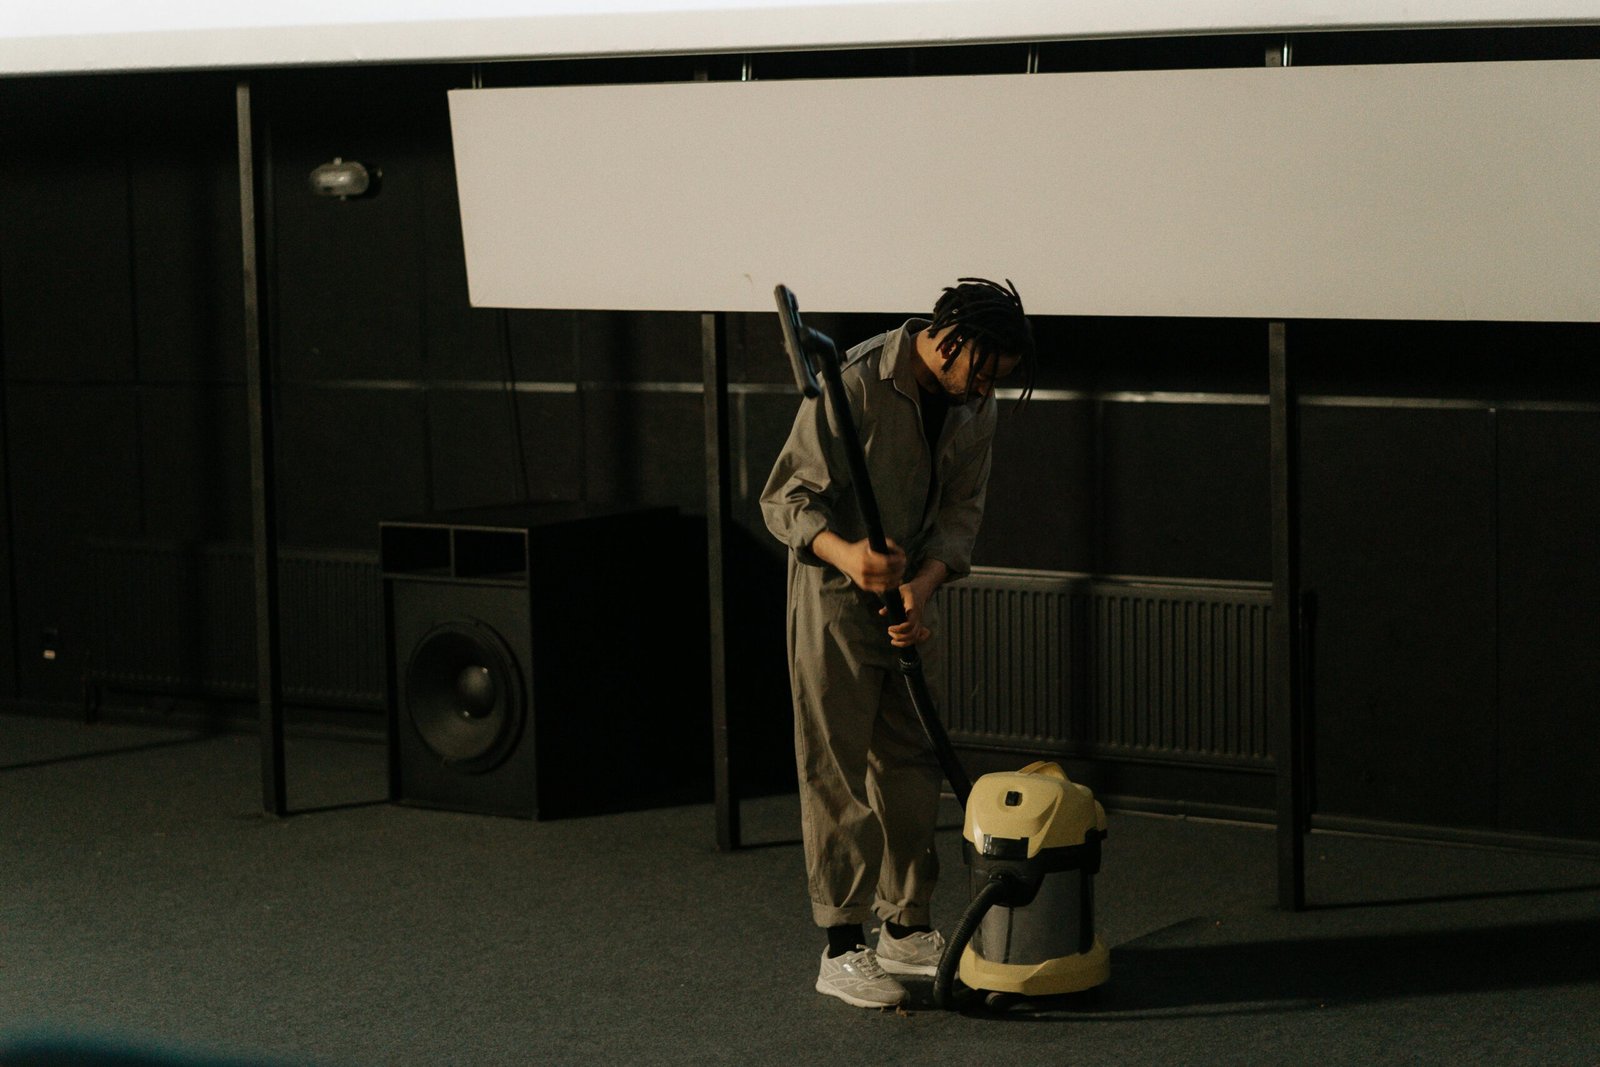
(3, 0, 1598, 76)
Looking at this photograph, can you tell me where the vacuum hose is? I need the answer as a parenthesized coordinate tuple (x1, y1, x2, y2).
(932, 873, 1019, 1009)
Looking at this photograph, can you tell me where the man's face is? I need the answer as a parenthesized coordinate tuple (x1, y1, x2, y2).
(933, 340, 1020, 405)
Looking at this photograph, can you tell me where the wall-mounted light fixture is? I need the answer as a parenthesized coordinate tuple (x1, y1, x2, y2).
(309, 157, 380, 199)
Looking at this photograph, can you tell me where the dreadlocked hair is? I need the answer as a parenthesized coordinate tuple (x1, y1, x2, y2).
(928, 277, 1036, 407)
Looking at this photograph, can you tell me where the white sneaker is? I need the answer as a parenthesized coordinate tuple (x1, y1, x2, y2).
(875, 927, 946, 977)
(815, 946, 907, 1008)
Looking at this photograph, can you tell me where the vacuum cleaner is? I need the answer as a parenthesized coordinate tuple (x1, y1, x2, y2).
(774, 285, 1109, 1010)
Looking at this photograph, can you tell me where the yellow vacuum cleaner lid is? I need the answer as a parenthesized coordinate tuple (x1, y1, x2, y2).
(964, 761, 1106, 858)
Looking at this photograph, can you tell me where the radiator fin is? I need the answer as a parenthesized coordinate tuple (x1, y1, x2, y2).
(942, 572, 1080, 747)
(940, 568, 1272, 766)
(86, 540, 385, 709)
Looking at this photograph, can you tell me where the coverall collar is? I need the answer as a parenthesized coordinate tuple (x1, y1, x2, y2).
(881, 318, 932, 402)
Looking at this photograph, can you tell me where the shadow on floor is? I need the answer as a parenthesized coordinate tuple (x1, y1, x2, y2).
(0, 735, 217, 775)
(912, 912, 1600, 1021)
(283, 798, 392, 818)
(1308, 880, 1600, 912)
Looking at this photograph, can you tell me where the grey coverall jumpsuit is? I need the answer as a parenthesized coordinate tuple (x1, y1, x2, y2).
(760, 319, 998, 928)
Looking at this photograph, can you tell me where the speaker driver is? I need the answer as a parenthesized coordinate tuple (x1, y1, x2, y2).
(405, 620, 527, 772)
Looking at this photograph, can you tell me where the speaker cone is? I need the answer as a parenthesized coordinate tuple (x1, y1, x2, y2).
(405, 619, 527, 772)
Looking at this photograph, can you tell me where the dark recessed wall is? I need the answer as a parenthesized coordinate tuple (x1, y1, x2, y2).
(0, 73, 245, 706)
(3, 28, 1599, 832)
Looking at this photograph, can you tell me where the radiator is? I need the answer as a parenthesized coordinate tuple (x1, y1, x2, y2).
(86, 540, 386, 709)
(939, 567, 1273, 767)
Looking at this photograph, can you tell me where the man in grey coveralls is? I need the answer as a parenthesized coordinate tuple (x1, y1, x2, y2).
(760, 278, 1034, 1008)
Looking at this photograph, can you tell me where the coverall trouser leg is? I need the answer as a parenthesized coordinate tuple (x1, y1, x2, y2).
(791, 607, 944, 929)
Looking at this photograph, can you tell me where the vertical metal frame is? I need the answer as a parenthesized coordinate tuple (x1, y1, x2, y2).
(0, 281, 16, 701)
(236, 78, 287, 816)
(1264, 39, 1306, 910)
(698, 55, 742, 850)
(703, 311, 739, 850)
(1268, 321, 1306, 909)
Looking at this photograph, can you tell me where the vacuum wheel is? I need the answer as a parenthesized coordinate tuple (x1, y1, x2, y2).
(981, 985, 1103, 1014)
(982, 991, 1024, 1013)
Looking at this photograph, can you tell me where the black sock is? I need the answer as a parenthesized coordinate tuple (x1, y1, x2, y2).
(884, 920, 931, 940)
(826, 923, 865, 958)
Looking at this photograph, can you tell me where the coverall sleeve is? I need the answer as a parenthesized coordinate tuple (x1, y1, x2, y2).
(760, 390, 849, 567)
(917, 405, 997, 583)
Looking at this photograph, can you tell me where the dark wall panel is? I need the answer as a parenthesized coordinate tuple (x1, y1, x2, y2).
(5, 384, 142, 543)
(1052, 316, 1269, 396)
(975, 398, 1095, 572)
(426, 389, 523, 511)
(5, 384, 142, 702)
(140, 386, 253, 543)
(512, 392, 586, 503)
(274, 387, 429, 548)
(731, 389, 820, 797)
(426, 389, 584, 509)
(1293, 25, 1600, 66)
(507, 311, 580, 384)
(1038, 33, 1277, 73)
(1098, 403, 1271, 580)
(267, 71, 443, 383)
(737, 392, 800, 535)
(1293, 321, 1600, 405)
(1497, 410, 1600, 838)
(417, 93, 504, 380)
(723, 517, 798, 798)
(11, 545, 96, 704)
(127, 76, 244, 384)
(727, 312, 795, 390)
(582, 391, 706, 511)
(0, 379, 12, 698)
(271, 192, 423, 382)
(1301, 405, 1497, 828)
(0, 74, 251, 710)
(0, 80, 136, 384)
(139, 383, 252, 543)
(579, 312, 704, 384)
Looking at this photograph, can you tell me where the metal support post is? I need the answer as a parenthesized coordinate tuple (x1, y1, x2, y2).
(702, 311, 739, 850)
(236, 78, 287, 816)
(1269, 321, 1306, 909)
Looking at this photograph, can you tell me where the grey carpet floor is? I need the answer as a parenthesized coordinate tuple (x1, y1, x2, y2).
(2, 714, 1598, 1066)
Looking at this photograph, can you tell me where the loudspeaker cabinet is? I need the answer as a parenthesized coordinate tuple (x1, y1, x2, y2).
(381, 503, 709, 818)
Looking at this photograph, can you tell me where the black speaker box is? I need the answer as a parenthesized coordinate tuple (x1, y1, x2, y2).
(382, 502, 710, 818)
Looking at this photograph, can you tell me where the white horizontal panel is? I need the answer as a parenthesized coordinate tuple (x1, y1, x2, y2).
(4, 1, 1599, 75)
(450, 61, 1600, 320)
